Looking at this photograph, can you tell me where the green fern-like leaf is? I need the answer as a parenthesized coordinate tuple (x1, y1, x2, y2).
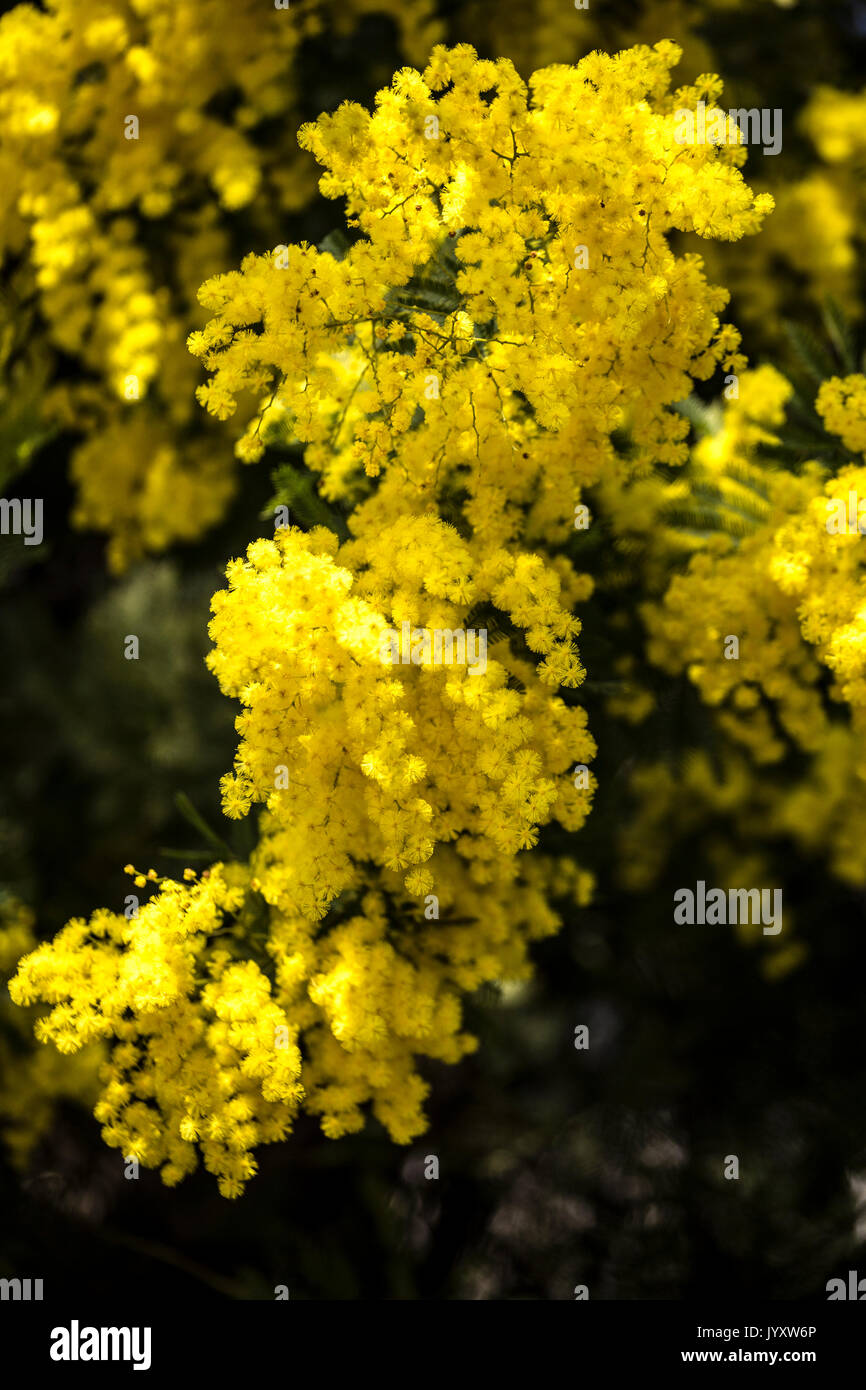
(783, 320, 837, 385)
(263, 462, 350, 539)
(822, 297, 858, 376)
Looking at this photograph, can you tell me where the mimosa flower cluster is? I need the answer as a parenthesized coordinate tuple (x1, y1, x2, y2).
(0, 0, 841, 573)
(639, 370, 866, 887)
(0, 0, 442, 569)
(0, 897, 102, 1168)
(210, 524, 595, 907)
(8, 43, 774, 1193)
(703, 78, 866, 346)
(191, 42, 767, 504)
